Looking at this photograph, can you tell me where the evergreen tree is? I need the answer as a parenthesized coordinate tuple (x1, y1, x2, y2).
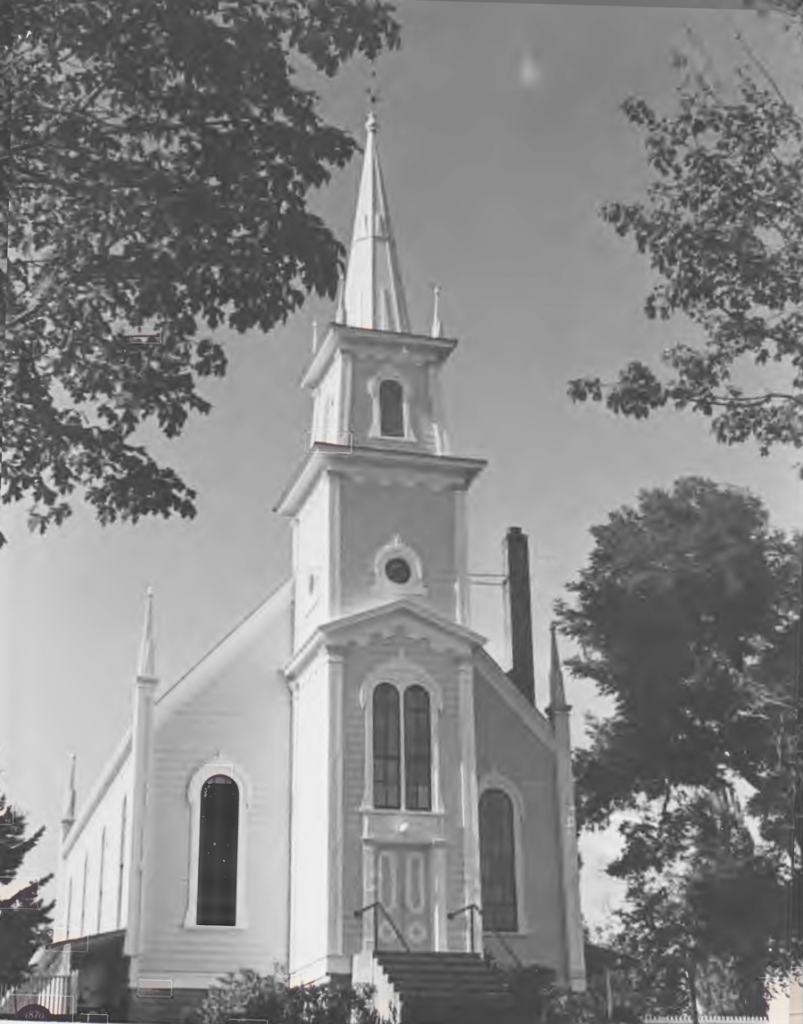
(0, 792, 55, 990)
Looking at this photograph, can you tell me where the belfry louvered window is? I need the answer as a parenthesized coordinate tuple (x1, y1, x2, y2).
(197, 774, 239, 925)
(373, 683, 401, 809)
(404, 686, 431, 810)
(479, 789, 518, 932)
(379, 379, 404, 437)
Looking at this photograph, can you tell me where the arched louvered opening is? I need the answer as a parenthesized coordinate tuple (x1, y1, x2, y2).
(479, 788, 518, 932)
(404, 685, 431, 811)
(197, 774, 239, 926)
(373, 683, 401, 809)
(379, 379, 405, 437)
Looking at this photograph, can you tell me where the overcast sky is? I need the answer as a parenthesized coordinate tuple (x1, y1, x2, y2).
(2, 0, 801, 933)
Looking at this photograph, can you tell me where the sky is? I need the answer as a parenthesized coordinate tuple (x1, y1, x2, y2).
(2, 0, 801, 936)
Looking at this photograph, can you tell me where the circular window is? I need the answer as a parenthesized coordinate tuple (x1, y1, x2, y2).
(384, 557, 412, 585)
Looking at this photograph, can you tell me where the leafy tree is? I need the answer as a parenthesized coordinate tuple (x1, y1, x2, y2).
(0, 792, 55, 990)
(568, 36, 803, 464)
(555, 477, 801, 1010)
(4, 0, 400, 548)
(189, 969, 393, 1024)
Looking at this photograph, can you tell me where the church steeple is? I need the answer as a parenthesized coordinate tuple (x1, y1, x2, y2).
(341, 113, 411, 333)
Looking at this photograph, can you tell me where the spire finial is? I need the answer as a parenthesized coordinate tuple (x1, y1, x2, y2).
(431, 284, 444, 339)
(137, 587, 157, 680)
(549, 622, 570, 714)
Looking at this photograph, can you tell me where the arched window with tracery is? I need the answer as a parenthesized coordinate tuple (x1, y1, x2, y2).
(373, 683, 401, 809)
(479, 788, 518, 932)
(404, 686, 431, 811)
(379, 379, 405, 437)
(197, 774, 239, 925)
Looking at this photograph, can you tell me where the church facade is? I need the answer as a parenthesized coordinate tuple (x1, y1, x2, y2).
(43, 114, 585, 1022)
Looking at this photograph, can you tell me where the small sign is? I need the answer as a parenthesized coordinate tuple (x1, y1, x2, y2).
(16, 1006, 51, 1021)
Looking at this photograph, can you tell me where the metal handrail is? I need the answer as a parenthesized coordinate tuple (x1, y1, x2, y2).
(484, 927, 523, 969)
(354, 901, 411, 953)
(446, 902, 482, 954)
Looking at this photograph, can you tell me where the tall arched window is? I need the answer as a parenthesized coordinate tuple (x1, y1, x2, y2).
(379, 379, 405, 437)
(479, 789, 518, 932)
(79, 853, 89, 937)
(116, 797, 127, 929)
(373, 684, 401, 809)
(197, 774, 239, 926)
(404, 686, 431, 811)
(97, 827, 106, 933)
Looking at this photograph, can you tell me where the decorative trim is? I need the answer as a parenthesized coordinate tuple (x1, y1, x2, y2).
(454, 490, 470, 626)
(328, 654, 345, 956)
(183, 758, 251, 931)
(478, 771, 528, 934)
(371, 534, 427, 600)
(358, 653, 444, 813)
(329, 473, 341, 618)
(457, 659, 482, 953)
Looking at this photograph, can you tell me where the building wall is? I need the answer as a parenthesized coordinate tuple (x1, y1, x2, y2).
(349, 353, 436, 450)
(292, 473, 332, 648)
(340, 634, 467, 956)
(288, 651, 333, 978)
(136, 592, 293, 988)
(60, 751, 133, 942)
(338, 479, 457, 620)
(472, 670, 567, 980)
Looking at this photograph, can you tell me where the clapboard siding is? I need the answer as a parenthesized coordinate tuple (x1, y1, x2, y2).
(59, 754, 133, 942)
(473, 668, 566, 976)
(138, 587, 293, 980)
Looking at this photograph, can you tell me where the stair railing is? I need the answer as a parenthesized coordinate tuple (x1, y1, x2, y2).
(446, 903, 482, 953)
(484, 927, 523, 970)
(354, 902, 411, 953)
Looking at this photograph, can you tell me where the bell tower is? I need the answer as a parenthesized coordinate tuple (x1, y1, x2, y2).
(276, 114, 486, 652)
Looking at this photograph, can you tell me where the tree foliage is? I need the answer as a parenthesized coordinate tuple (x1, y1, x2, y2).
(569, 43, 803, 462)
(556, 477, 801, 1010)
(0, 793, 55, 990)
(4, 0, 400, 547)
(189, 969, 392, 1024)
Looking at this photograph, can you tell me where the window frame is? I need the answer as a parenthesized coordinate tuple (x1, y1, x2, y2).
(360, 658, 443, 814)
(184, 759, 251, 930)
(477, 773, 527, 934)
(367, 369, 416, 443)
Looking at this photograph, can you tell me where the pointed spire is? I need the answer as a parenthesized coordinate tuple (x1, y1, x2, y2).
(342, 113, 411, 334)
(431, 285, 444, 339)
(137, 587, 157, 680)
(549, 622, 570, 713)
(61, 753, 77, 836)
(311, 319, 319, 353)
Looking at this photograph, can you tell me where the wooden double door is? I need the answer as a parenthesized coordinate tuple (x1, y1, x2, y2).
(375, 844, 433, 950)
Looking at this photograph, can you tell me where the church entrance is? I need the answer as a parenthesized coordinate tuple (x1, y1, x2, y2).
(375, 844, 432, 951)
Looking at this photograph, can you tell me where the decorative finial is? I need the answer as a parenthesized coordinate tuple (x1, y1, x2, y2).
(366, 61, 380, 132)
(335, 269, 346, 323)
(366, 110, 378, 134)
(137, 587, 157, 680)
(61, 753, 77, 833)
(431, 284, 444, 339)
(312, 319, 319, 353)
(549, 621, 570, 714)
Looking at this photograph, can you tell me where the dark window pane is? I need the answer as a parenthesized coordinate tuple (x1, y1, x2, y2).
(379, 380, 405, 437)
(479, 789, 518, 932)
(373, 684, 401, 809)
(404, 686, 431, 811)
(197, 774, 239, 926)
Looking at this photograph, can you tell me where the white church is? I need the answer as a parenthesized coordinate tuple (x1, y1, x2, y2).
(18, 114, 586, 1023)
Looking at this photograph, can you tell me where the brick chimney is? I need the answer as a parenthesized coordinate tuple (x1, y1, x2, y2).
(503, 526, 535, 705)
